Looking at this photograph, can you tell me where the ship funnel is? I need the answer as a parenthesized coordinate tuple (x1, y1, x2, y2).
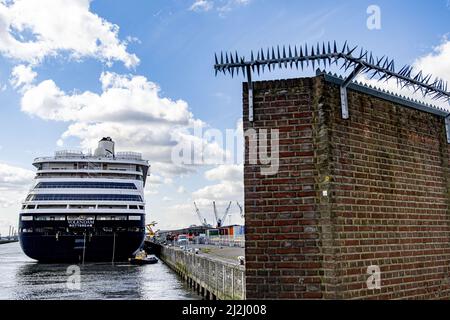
(94, 137, 115, 158)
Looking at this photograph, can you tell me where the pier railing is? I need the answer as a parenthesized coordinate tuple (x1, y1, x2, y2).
(204, 236, 245, 248)
(160, 245, 245, 300)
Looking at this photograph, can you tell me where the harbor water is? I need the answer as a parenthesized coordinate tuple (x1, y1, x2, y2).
(0, 242, 199, 300)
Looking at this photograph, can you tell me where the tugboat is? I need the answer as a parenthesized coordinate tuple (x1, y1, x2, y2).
(130, 250, 158, 265)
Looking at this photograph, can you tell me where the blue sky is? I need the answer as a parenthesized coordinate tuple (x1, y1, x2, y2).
(0, 0, 449, 235)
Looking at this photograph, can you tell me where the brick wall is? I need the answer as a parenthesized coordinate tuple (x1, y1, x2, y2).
(243, 75, 450, 299)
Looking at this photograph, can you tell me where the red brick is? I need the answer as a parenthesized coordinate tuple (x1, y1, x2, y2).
(244, 76, 450, 300)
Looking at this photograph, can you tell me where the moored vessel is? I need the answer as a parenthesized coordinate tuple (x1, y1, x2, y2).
(18, 137, 150, 262)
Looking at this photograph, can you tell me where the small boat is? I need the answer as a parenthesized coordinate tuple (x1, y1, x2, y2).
(129, 250, 158, 265)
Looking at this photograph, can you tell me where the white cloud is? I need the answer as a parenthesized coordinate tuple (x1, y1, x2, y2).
(189, 0, 251, 14)
(21, 72, 192, 123)
(192, 179, 242, 201)
(189, 0, 213, 12)
(204, 163, 242, 182)
(413, 37, 450, 84)
(0, 162, 34, 186)
(0, 162, 34, 235)
(144, 188, 158, 196)
(147, 174, 164, 185)
(193, 164, 243, 202)
(19, 71, 227, 177)
(9, 64, 36, 89)
(155, 203, 199, 230)
(147, 174, 172, 186)
(0, 0, 139, 68)
(217, 0, 250, 14)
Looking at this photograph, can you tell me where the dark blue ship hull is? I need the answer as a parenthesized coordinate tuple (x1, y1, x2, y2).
(18, 213, 145, 262)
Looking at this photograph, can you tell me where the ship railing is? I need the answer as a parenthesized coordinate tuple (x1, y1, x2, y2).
(55, 150, 88, 158)
(34, 151, 143, 162)
(34, 154, 87, 162)
(36, 168, 141, 174)
(115, 152, 142, 160)
(34, 174, 137, 180)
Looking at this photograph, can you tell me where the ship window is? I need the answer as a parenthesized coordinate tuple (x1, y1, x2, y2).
(32, 194, 142, 202)
(35, 215, 65, 221)
(97, 215, 127, 221)
(97, 205, 127, 209)
(139, 205, 144, 210)
(35, 182, 137, 189)
(67, 215, 95, 221)
(69, 205, 96, 209)
(129, 205, 138, 210)
(26, 205, 36, 209)
(37, 205, 67, 209)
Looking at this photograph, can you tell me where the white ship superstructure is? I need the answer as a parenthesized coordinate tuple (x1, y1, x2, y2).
(19, 137, 150, 262)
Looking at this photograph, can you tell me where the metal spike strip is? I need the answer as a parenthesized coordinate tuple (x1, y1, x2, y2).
(319, 69, 446, 113)
(214, 41, 450, 103)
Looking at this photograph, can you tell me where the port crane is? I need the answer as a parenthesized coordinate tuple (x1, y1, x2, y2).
(194, 201, 239, 228)
(145, 221, 158, 238)
(236, 201, 244, 219)
(194, 202, 211, 227)
(213, 201, 232, 228)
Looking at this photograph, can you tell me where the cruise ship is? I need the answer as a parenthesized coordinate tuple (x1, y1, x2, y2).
(18, 137, 150, 262)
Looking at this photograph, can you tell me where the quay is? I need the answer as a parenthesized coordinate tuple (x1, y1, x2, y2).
(146, 241, 245, 300)
(0, 239, 18, 245)
(1, 226, 18, 245)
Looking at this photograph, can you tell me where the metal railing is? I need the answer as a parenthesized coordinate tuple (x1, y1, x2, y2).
(162, 236, 245, 248)
(204, 236, 245, 248)
(116, 152, 143, 160)
(55, 150, 86, 158)
(34, 151, 144, 162)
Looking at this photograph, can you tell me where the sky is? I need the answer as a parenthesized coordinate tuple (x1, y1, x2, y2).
(0, 0, 449, 235)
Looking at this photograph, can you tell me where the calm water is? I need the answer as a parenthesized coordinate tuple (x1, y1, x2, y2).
(0, 242, 199, 300)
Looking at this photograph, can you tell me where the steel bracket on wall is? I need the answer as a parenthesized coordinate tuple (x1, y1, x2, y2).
(246, 65, 254, 122)
(446, 114, 450, 144)
(340, 64, 364, 119)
